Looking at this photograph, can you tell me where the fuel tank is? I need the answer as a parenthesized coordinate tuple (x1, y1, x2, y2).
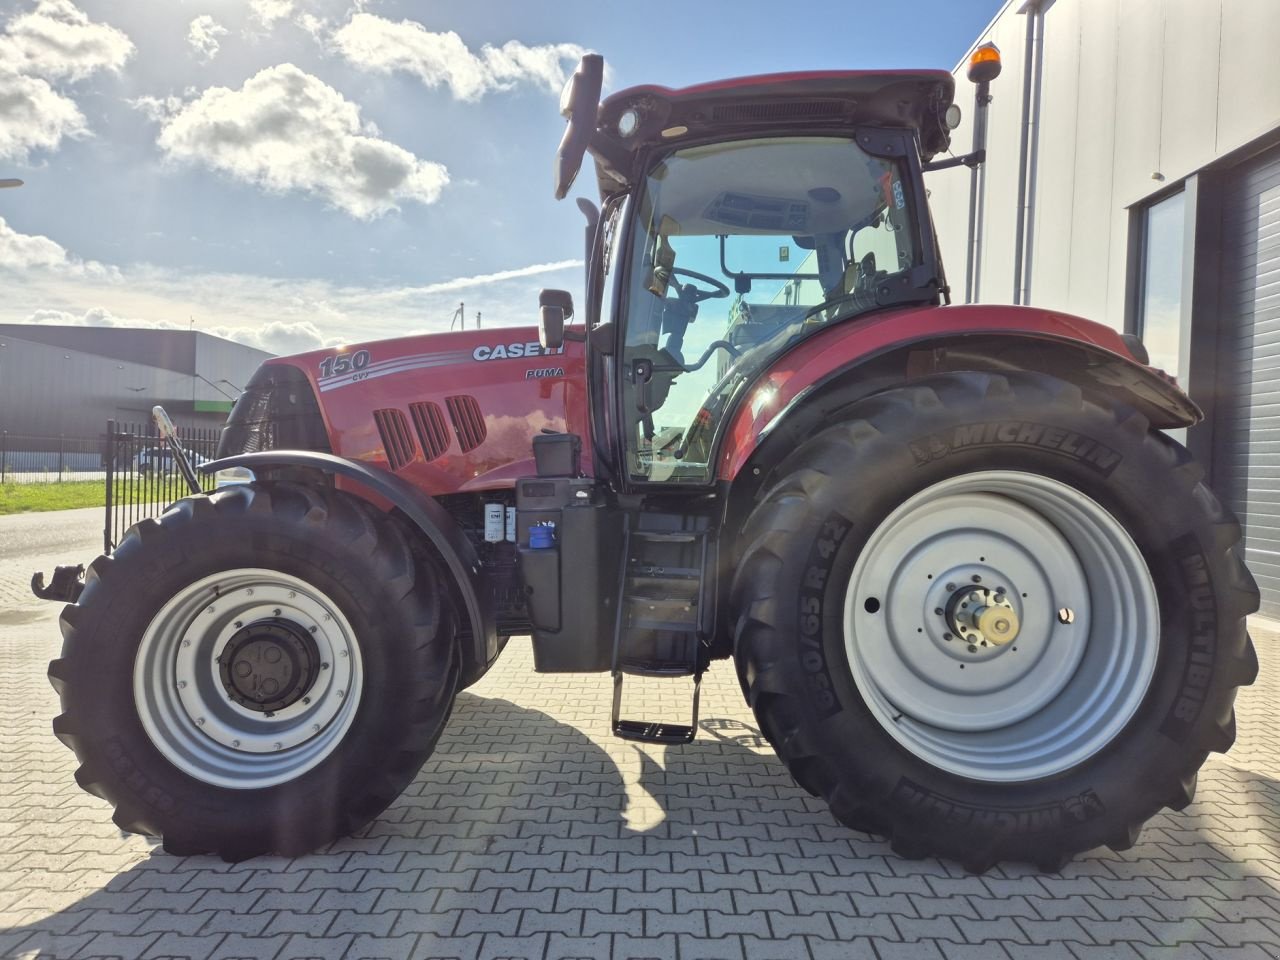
(271, 326, 589, 495)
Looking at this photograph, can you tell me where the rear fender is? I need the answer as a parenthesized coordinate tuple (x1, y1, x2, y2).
(718, 310, 1200, 485)
(201, 450, 497, 687)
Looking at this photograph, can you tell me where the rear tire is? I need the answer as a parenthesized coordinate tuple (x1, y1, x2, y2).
(731, 372, 1258, 871)
(48, 482, 457, 860)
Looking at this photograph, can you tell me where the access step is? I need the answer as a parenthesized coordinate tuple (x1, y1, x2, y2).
(611, 672, 701, 744)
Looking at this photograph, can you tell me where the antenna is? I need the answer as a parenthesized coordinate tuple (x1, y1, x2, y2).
(450, 301, 465, 331)
(475, 311, 482, 330)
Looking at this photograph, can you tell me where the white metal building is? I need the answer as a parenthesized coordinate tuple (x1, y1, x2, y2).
(930, 0, 1280, 617)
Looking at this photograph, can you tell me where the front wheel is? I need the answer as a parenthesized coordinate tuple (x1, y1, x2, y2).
(732, 372, 1258, 871)
(49, 482, 458, 860)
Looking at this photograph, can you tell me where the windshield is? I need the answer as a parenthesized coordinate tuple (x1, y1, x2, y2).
(619, 136, 918, 483)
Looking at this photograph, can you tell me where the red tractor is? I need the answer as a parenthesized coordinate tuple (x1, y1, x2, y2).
(49, 53, 1258, 871)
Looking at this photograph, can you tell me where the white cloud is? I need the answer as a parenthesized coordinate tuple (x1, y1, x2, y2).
(0, 2, 133, 161)
(0, 215, 114, 277)
(0, 215, 75, 269)
(0, 68, 87, 162)
(331, 13, 587, 101)
(187, 15, 228, 63)
(21, 306, 337, 355)
(147, 63, 449, 219)
(0, 0, 133, 82)
(405, 259, 583, 297)
(249, 0, 295, 30)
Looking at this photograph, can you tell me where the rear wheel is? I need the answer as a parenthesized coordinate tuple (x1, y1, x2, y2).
(49, 482, 457, 860)
(731, 372, 1259, 870)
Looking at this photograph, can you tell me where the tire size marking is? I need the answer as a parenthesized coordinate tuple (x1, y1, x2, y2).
(1160, 537, 1218, 742)
(798, 513, 851, 719)
(909, 421, 1122, 476)
(891, 778, 1106, 834)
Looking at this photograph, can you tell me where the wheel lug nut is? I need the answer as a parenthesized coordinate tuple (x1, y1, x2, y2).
(309, 625, 318, 633)
(288, 591, 296, 599)
(177, 681, 187, 689)
(336, 689, 345, 698)
(1058, 607, 1075, 624)
(273, 608, 282, 616)
(943, 633, 952, 641)
(971, 575, 982, 583)
(968, 644, 977, 653)
(321, 662, 330, 670)
(946, 583, 956, 592)
(231, 739, 240, 748)
(196, 717, 205, 726)
(934, 607, 944, 616)
(339, 650, 348, 658)
(274, 742, 283, 751)
(234, 621, 243, 629)
(302, 697, 311, 705)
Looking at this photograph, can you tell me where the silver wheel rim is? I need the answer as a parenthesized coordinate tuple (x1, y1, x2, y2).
(133, 568, 363, 789)
(843, 470, 1159, 782)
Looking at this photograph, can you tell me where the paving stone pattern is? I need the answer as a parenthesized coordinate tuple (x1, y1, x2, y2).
(1, 513, 1278, 959)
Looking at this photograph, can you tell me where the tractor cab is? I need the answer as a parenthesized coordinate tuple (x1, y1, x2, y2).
(544, 62, 957, 487)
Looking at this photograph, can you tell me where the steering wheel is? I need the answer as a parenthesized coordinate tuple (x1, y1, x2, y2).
(671, 267, 730, 303)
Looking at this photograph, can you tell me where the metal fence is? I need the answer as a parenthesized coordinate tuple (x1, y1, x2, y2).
(104, 420, 220, 554)
(0, 432, 106, 484)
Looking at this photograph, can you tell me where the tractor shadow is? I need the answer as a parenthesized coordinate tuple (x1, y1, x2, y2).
(3, 690, 1279, 959)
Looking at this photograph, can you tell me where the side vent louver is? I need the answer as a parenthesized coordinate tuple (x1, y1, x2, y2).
(446, 395, 487, 452)
(409, 401, 450, 461)
(373, 408, 415, 470)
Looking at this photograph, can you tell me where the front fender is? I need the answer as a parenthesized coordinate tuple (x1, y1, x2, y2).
(201, 450, 496, 686)
(716, 304, 1199, 482)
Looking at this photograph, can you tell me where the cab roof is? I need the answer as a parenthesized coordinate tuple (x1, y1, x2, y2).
(590, 69, 956, 196)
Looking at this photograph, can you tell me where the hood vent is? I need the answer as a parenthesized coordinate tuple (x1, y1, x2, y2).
(409, 401, 451, 461)
(373, 408, 415, 471)
(446, 395, 487, 453)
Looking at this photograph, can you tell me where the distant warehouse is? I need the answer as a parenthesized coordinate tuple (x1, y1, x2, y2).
(0, 324, 271, 440)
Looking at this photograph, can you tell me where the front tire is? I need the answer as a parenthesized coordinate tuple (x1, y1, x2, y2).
(49, 482, 457, 860)
(732, 372, 1258, 871)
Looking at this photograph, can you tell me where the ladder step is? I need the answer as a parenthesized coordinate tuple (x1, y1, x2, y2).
(611, 673, 701, 744)
(628, 564, 700, 579)
(613, 720, 696, 745)
(627, 618, 698, 633)
(617, 660, 697, 677)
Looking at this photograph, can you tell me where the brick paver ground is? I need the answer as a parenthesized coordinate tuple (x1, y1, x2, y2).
(1, 509, 1278, 959)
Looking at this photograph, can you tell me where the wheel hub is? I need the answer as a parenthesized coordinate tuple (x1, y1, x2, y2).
(946, 585, 1020, 648)
(218, 618, 320, 713)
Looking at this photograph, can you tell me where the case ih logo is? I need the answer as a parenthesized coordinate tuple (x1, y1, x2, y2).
(909, 420, 1122, 476)
(472, 342, 565, 361)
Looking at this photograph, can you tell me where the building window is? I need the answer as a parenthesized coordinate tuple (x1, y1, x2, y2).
(1135, 190, 1186, 378)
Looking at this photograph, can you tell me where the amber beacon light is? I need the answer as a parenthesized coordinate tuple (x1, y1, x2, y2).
(967, 42, 1002, 83)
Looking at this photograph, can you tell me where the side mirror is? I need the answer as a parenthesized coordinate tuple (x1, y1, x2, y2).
(539, 289, 574, 350)
(554, 54, 604, 200)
